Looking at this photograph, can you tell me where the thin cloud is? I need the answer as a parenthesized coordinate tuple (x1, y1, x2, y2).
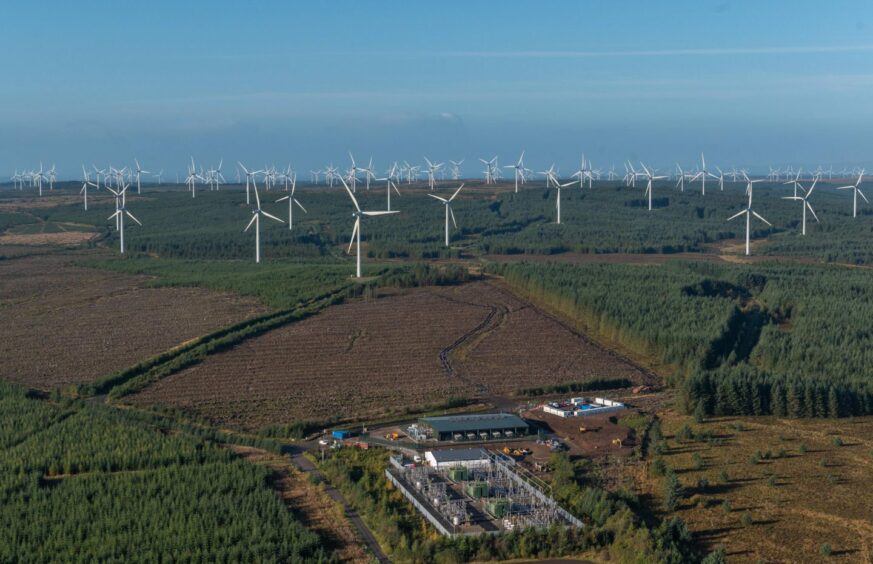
(419, 45, 873, 58)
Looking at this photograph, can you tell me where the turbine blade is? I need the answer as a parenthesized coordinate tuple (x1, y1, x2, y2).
(449, 183, 465, 201)
(752, 211, 772, 226)
(361, 210, 399, 216)
(294, 199, 307, 213)
(428, 194, 448, 202)
(807, 202, 820, 223)
(125, 210, 142, 226)
(347, 219, 359, 254)
(450, 206, 457, 228)
(262, 211, 284, 223)
(244, 214, 257, 232)
(339, 176, 361, 211)
(727, 209, 747, 221)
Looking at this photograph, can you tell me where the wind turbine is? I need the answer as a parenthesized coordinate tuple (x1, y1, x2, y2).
(375, 176, 401, 211)
(640, 164, 667, 211)
(80, 166, 97, 210)
(552, 179, 577, 224)
(504, 151, 526, 192)
(106, 182, 142, 254)
(783, 177, 819, 235)
(275, 176, 306, 230)
(692, 153, 711, 195)
(450, 159, 463, 180)
(152, 170, 163, 185)
(244, 182, 284, 263)
(133, 159, 150, 193)
(238, 162, 262, 205)
(347, 152, 362, 192)
(339, 176, 397, 278)
(784, 169, 804, 198)
(424, 157, 443, 190)
(185, 157, 202, 198)
(428, 184, 465, 246)
(837, 170, 868, 218)
(728, 179, 771, 256)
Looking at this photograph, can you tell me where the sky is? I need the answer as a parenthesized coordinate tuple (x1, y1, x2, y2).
(2, 0, 873, 178)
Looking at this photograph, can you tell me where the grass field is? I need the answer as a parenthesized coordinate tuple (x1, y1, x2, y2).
(639, 412, 873, 562)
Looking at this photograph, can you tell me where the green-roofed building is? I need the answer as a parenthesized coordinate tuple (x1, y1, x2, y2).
(419, 413, 530, 442)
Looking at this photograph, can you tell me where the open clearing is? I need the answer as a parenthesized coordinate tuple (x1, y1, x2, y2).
(637, 413, 873, 563)
(0, 254, 268, 388)
(127, 280, 651, 430)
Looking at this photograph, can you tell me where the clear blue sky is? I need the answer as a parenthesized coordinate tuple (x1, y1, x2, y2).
(2, 0, 873, 177)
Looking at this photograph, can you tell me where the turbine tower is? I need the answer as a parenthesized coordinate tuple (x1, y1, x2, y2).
(106, 182, 142, 254)
(80, 165, 97, 211)
(339, 176, 397, 278)
(275, 177, 306, 230)
(728, 178, 771, 256)
(504, 151, 526, 193)
(238, 163, 263, 205)
(783, 177, 819, 235)
(640, 163, 667, 211)
(428, 184, 464, 246)
(133, 159, 150, 194)
(837, 170, 867, 218)
(244, 182, 284, 263)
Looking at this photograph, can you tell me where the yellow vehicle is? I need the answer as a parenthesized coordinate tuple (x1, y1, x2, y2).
(612, 438, 623, 447)
(579, 426, 587, 433)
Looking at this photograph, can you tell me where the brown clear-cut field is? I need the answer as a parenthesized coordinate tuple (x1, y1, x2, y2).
(0, 254, 267, 389)
(449, 282, 653, 395)
(128, 280, 651, 430)
(636, 413, 873, 563)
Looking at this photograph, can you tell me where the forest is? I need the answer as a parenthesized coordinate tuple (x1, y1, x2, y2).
(487, 260, 873, 417)
(0, 381, 329, 562)
(7, 177, 873, 264)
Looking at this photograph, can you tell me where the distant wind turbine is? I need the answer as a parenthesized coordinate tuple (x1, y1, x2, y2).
(783, 177, 819, 235)
(106, 182, 142, 254)
(640, 163, 667, 211)
(245, 182, 284, 263)
(837, 170, 868, 218)
(428, 184, 464, 246)
(728, 176, 771, 256)
(275, 177, 306, 230)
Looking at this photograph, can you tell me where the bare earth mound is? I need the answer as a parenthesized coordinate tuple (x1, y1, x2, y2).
(0, 255, 267, 388)
(129, 280, 651, 430)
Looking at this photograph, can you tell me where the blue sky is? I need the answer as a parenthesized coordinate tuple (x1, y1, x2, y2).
(2, 1, 873, 177)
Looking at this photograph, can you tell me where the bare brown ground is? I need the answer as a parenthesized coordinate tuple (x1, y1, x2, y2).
(637, 412, 873, 563)
(0, 231, 97, 246)
(0, 254, 268, 389)
(128, 280, 652, 431)
(230, 445, 369, 563)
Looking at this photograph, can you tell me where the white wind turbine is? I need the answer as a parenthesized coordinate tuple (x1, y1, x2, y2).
(428, 184, 465, 246)
(450, 159, 463, 180)
(552, 179, 578, 224)
(375, 175, 401, 211)
(424, 157, 443, 190)
(504, 151, 526, 192)
(238, 162, 263, 205)
(106, 182, 142, 254)
(80, 166, 97, 210)
(339, 176, 397, 278)
(640, 163, 667, 211)
(783, 169, 803, 198)
(275, 176, 306, 230)
(783, 177, 819, 235)
(347, 152, 362, 192)
(728, 176, 771, 256)
(692, 153, 711, 195)
(152, 170, 163, 185)
(837, 170, 867, 218)
(244, 182, 284, 263)
(133, 159, 150, 193)
(185, 157, 202, 198)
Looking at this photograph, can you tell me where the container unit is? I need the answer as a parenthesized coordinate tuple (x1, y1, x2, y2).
(486, 499, 510, 518)
(465, 481, 489, 499)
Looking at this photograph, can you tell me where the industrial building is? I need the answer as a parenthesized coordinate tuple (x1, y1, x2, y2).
(414, 413, 530, 442)
(542, 397, 625, 418)
(425, 448, 491, 469)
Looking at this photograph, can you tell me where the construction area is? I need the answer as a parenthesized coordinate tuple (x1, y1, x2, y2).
(385, 448, 583, 538)
(408, 413, 530, 443)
